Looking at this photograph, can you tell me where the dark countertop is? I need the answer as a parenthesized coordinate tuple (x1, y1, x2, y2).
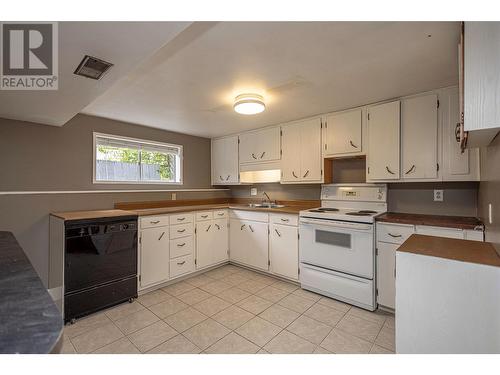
(0, 232, 63, 354)
(398, 234, 500, 268)
(376, 212, 484, 230)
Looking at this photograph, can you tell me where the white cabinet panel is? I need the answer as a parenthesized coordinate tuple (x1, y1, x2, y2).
(281, 117, 322, 183)
(416, 225, 464, 239)
(464, 229, 484, 242)
(229, 218, 247, 265)
(170, 254, 195, 279)
(367, 101, 401, 180)
(376, 242, 397, 309)
(239, 127, 280, 164)
(270, 223, 299, 280)
(170, 236, 194, 259)
(324, 109, 362, 156)
(169, 223, 193, 239)
(401, 94, 439, 180)
(229, 218, 269, 271)
(140, 215, 170, 229)
(212, 136, 239, 185)
(140, 226, 169, 288)
(195, 221, 214, 270)
(213, 218, 229, 264)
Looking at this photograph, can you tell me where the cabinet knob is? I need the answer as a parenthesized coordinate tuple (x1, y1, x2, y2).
(275, 228, 281, 237)
(177, 242, 186, 247)
(177, 229, 186, 233)
(292, 171, 298, 178)
(252, 153, 257, 159)
(177, 261, 186, 266)
(226, 175, 230, 180)
(177, 217, 185, 221)
(385, 166, 396, 175)
(150, 220, 160, 224)
(302, 170, 309, 178)
(158, 232, 165, 241)
(349, 140, 359, 149)
(206, 224, 212, 232)
(404, 165, 416, 175)
(249, 225, 254, 233)
(280, 218, 289, 222)
(240, 224, 246, 230)
(388, 233, 402, 238)
(260, 151, 266, 159)
(215, 224, 220, 230)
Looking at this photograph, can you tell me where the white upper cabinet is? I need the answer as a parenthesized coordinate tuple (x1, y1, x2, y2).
(281, 117, 322, 183)
(401, 94, 439, 180)
(464, 22, 500, 146)
(324, 108, 363, 157)
(239, 127, 281, 164)
(367, 100, 401, 180)
(212, 136, 239, 185)
(441, 86, 480, 181)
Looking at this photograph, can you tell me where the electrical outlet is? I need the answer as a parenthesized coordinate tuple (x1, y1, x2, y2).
(171, 192, 177, 200)
(250, 188, 257, 196)
(433, 190, 443, 202)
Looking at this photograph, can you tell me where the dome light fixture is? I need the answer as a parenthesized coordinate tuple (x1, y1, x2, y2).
(233, 93, 265, 115)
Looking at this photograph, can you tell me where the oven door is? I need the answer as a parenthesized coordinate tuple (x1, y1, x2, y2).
(299, 217, 374, 279)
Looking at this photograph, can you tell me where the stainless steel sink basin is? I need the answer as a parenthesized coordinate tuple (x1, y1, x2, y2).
(247, 203, 285, 209)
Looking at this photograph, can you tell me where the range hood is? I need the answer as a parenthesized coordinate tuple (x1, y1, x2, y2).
(239, 161, 281, 184)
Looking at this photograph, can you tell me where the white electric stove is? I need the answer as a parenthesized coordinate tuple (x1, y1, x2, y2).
(299, 184, 387, 311)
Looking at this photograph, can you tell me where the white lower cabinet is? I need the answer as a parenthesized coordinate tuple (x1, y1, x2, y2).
(195, 214, 229, 270)
(213, 218, 229, 264)
(270, 222, 299, 281)
(140, 225, 170, 289)
(376, 242, 397, 309)
(229, 217, 269, 271)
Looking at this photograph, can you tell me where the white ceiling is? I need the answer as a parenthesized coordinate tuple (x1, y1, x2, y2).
(84, 22, 460, 138)
(0, 22, 190, 126)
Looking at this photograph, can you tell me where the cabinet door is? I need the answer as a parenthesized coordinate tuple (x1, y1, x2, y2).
(212, 138, 226, 185)
(401, 94, 438, 180)
(140, 226, 170, 288)
(270, 224, 298, 280)
(196, 221, 214, 269)
(245, 221, 269, 271)
(229, 218, 248, 265)
(224, 136, 240, 184)
(325, 109, 362, 156)
(281, 123, 301, 182)
(299, 118, 322, 181)
(213, 218, 229, 263)
(239, 127, 280, 163)
(376, 242, 397, 309)
(367, 101, 401, 180)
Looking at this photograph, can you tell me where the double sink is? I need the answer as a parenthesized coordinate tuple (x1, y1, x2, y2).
(247, 203, 286, 209)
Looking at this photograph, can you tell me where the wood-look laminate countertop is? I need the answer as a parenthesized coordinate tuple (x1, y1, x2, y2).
(376, 212, 484, 230)
(51, 209, 138, 221)
(398, 234, 500, 268)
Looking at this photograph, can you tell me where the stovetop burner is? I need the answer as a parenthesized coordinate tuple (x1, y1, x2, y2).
(309, 208, 340, 213)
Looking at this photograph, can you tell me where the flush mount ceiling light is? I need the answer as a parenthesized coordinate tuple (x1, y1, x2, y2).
(233, 93, 265, 115)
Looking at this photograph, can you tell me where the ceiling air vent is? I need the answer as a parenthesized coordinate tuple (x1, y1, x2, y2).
(74, 55, 113, 80)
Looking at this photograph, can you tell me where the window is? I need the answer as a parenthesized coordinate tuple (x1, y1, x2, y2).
(93, 133, 182, 184)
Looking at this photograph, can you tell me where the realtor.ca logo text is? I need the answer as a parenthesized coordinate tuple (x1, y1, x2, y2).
(0, 22, 58, 90)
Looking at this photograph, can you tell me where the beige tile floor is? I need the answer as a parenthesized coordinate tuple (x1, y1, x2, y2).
(60, 264, 395, 354)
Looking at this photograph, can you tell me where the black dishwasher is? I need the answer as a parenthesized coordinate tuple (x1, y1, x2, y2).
(64, 216, 138, 323)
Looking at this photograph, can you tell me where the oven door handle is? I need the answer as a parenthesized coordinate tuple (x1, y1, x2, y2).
(299, 218, 372, 232)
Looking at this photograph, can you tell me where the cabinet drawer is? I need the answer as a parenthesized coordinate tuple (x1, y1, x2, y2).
(270, 213, 298, 226)
(230, 209, 269, 223)
(213, 209, 228, 219)
(170, 223, 194, 239)
(196, 211, 213, 221)
(416, 225, 464, 239)
(169, 213, 193, 225)
(376, 222, 415, 244)
(170, 254, 195, 279)
(140, 215, 169, 229)
(170, 236, 194, 259)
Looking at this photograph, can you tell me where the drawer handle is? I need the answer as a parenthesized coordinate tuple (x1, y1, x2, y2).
(275, 228, 281, 237)
(385, 166, 396, 175)
(177, 261, 186, 266)
(303, 170, 309, 178)
(215, 224, 220, 230)
(217, 213, 225, 216)
(158, 232, 165, 241)
(150, 220, 160, 224)
(177, 242, 186, 247)
(249, 225, 254, 233)
(260, 151, 266, 159)
(280, 218, 289, 222)
(349, 140, 359, 149)
(177, 229, 186, 233)
(201, 215, 208, 218)
(405, 164, 416, 175)
(292, 171, 299, 178)
(388, 233, 402, 238)
(177, 217, 186, 221)
(240, 224, 246, 230)
(206, 224, 211, 232)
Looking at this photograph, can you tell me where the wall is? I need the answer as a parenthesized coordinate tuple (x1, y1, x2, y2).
(0, 115, 229, 286)
(478, 135, 500, 245)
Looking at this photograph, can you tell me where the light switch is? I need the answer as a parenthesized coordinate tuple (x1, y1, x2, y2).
(433, 190, 443, 202)
(250, 188, 257, 196)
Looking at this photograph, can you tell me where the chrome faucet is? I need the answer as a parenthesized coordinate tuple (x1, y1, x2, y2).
(262, 191, 275, 205)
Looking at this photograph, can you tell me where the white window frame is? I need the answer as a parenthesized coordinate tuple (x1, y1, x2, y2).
(92, 132, 183, 185)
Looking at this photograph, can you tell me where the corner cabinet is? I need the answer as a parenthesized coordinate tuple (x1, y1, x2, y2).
(269, 213, 299, 281)
(239, 127, 281, 164)
(281, 117, 323, 183)
(366, 100, 401, 180)
(324, 108, 363, 157)
(195, 210, 229, 270)
(212, 136, 239, 185)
